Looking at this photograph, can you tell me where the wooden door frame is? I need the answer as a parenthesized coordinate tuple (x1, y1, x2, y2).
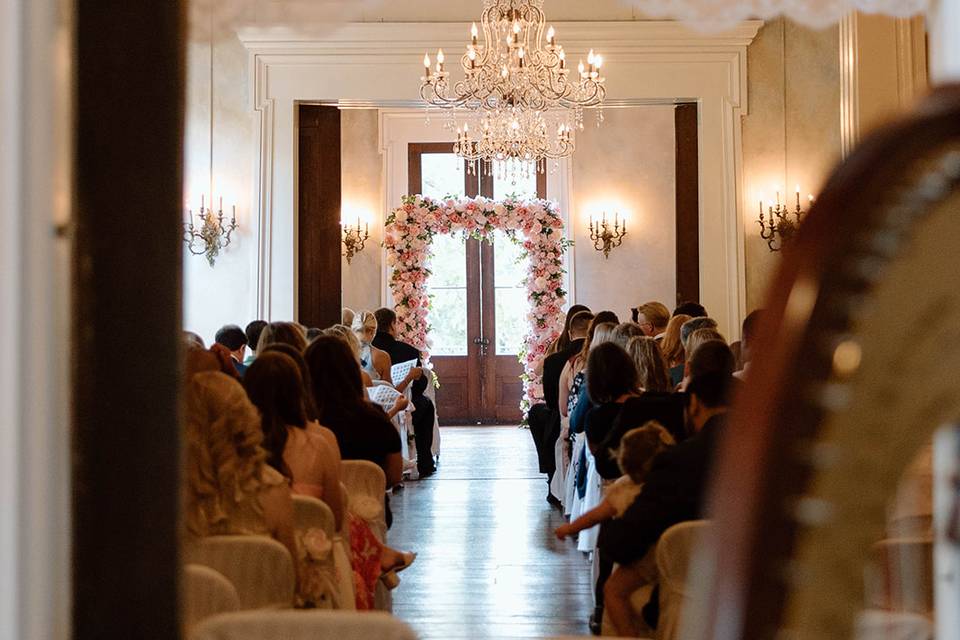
(73, 0, 185, 636)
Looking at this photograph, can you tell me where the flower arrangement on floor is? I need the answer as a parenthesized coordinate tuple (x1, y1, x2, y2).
(384, 194, 570, 411)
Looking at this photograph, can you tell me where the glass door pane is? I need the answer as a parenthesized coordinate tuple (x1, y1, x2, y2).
(493, 164, 538, 200)
(426, 234, 468, 356)
(421, 153, 465, 200)
(491, 230, 528, 356)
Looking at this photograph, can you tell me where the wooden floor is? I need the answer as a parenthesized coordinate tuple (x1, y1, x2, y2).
(389, 426, 593, 639)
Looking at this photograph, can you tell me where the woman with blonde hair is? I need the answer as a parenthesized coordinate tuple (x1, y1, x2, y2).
(183, 371, 298, 594)
(625, 336, 672, 393)
(660, 314, 690, 387)
(257, 321, 308, 353)
(351, 311, 393, 383)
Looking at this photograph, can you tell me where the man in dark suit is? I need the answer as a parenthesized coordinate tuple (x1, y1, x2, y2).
(535, 310, 594, 502)
(597, 341, 736, 567)
(214, 324, 249, 377)
(373, 307, 436, 479)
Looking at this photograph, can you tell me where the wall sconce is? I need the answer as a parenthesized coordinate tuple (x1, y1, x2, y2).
(588, 211, 626, 259)
(758, 185, 813, 252)
(183, 194, 237, 267)
(342, 217, 370, 264)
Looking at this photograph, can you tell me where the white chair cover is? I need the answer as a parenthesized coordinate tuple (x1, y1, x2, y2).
(424, 371, 441, 457)
(188, 610, 419, 640)
(292, 495, 340, 609)
(656, 520, 712, 640)
(853, 610, 934, 640)
(183, 536, 295, 610)
(182, 564, 241, 634)
(576, 449, 602, 553)
(549, 417, 569, 504)
(341, 460, 388, 541)
(332, 483, 357, 611)
(564, 432, 586, 517)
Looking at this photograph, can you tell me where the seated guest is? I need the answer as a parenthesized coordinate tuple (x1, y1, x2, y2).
(734, 309, 764, 380)
(325, 324, 409, 419)
(597, 341, 736, 569)
(243, 352, 415, 608)
(632, 302, 671, 340)
(661, 314, 691, 387)
(548, 304, 591, 357)
(304, 336, 403, 525)
(184, 331, 206, 349)
(673, 301, 707, 318)
(372, 307, 436, 479)
(208, 343, 242, 380)
(597, 339, 735, 479)
(626, 336, 672, 393)
(568, 322, 619, 435)
(612, 322, 645, 349)
(584, 342, 641, 453)
(680, 316, 718, 349)
(258, 321, 308, 353)
(183, 371, 299, 590)
(680, 328, 726, 390)
(244, 320, 267, 367)
(560, 311, 620, 421)
(305, 327, 323, 342)
(260, 343, 322, 424)
(556, 422, 676, 637)
(352, 311, 394, 384)
(215, 324, 249, 376)
(536, 310, 594, 495)
(341, 307, 356, 328)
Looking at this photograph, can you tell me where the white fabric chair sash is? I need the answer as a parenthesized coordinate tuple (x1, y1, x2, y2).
(655, 519, 712, 640)
(182, 564, 241, 634)
(341, 460, 388, 541)
(183, 535, 295, 610)
(188, 609, 419, 640)
(292, 495, 340, 609)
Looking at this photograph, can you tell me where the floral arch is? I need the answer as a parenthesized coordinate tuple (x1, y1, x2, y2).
(383, 195, 570, 410)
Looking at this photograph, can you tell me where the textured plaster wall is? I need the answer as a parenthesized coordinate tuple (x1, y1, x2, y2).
(571, 106, 677, 320)
(183, 24, 257, 345)
(742, 18, 842, 313)
(340, 109, 383, 316)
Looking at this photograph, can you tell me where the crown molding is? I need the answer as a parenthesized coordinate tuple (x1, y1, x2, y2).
(237, 20, 763, 55)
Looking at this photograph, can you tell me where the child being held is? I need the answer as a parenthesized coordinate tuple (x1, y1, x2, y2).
(554, 420, 675, 637)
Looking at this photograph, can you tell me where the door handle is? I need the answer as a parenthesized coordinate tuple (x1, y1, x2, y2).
(473, 336, 490, 355)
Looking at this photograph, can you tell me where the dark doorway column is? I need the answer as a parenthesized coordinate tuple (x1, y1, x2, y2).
(298, 104, 342, 328)
(73, 1, 185, 638)
(675, 102, 700, 306)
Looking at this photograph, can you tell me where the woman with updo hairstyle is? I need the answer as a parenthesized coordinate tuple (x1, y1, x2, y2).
(351, 311, 394, 383)
(257, 321, 308, 353)
(182, 371, 298, 592)
(625, 336, 672, 393)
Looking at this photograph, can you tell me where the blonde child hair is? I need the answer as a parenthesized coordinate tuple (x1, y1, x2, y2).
(616, 421, 675, 484)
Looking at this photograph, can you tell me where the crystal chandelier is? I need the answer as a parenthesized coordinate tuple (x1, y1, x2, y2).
(420, 0, 606, 175)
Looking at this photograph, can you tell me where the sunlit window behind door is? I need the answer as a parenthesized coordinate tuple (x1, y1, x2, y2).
(422, 153, 468, 356)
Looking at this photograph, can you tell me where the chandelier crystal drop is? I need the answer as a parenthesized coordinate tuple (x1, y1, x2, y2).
(419, 0, 606, 177)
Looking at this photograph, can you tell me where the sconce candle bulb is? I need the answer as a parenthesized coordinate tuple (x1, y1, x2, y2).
(589, 211, 626, 259)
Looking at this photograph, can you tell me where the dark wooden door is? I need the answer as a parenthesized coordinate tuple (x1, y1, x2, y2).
(408, 145, 543, 425)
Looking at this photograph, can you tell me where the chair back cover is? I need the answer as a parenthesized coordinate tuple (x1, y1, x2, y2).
(657, 520, 712, 640)
(292, 495, 340, 609)
(184, 535, 295, 609)
(182, 564, 241, 633)
(341, 460, 387, 539)
(869, 537, 935, 614)
(188, 609, 419, 640)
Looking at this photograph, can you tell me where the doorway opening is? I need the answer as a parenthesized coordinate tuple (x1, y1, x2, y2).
(408, 143, 547, 424)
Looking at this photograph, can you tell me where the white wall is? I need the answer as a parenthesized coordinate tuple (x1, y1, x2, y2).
(571, 106, 677, 320)
(183, 22, 258, 345)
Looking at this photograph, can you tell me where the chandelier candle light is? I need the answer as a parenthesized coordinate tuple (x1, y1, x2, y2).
(589, 211, 626, 258)
(420, 0, 606, 179)
(758, 185, 813, 252)
(183, 195, 238, 267)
